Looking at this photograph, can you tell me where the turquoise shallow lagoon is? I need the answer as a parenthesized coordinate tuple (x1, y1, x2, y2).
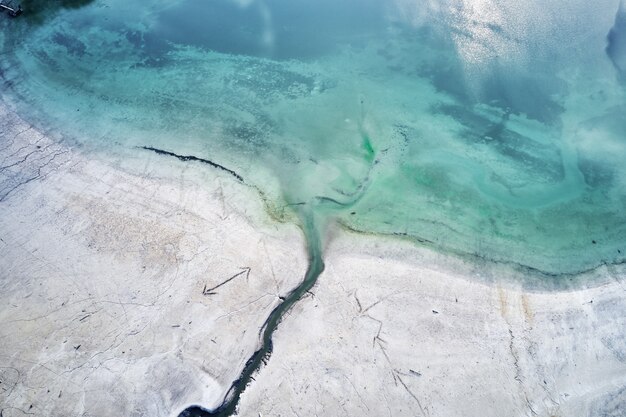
(1, 0, 626, 275)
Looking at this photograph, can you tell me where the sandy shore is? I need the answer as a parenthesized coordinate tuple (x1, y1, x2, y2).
(0, 102, 307, 416)
(1, 100, 626, 417)
(237, 231, 626, 417)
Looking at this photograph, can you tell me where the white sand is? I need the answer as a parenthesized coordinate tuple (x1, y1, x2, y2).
(237, 231, 626, 417)
(1, 101, 625, 417)
(0, 103, 307, 417)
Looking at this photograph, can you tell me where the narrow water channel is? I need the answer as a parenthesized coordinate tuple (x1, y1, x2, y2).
(179, 208, 325, 417)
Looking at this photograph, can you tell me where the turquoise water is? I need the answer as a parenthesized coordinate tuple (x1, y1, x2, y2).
(1, 0, 626, 275)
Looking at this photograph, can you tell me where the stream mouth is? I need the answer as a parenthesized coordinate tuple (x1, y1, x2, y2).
(179, 208, 325, 417)
(2, 0, 625, 275)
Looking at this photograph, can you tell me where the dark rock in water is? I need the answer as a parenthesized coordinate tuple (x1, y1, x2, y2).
(607, 0, 626, 79)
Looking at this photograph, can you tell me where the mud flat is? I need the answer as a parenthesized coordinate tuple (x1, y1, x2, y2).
(0, 102, 307, 417)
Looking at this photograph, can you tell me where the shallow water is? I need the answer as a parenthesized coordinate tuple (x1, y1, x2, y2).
(1, 0, 625, 274)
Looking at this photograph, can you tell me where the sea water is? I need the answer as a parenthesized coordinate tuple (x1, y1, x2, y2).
(1, 0, 625, 275)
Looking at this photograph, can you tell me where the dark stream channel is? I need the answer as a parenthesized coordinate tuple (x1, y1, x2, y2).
(179, 210, 325, 417)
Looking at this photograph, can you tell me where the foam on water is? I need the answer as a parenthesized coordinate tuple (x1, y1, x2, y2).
(1, 0, 625, 275)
